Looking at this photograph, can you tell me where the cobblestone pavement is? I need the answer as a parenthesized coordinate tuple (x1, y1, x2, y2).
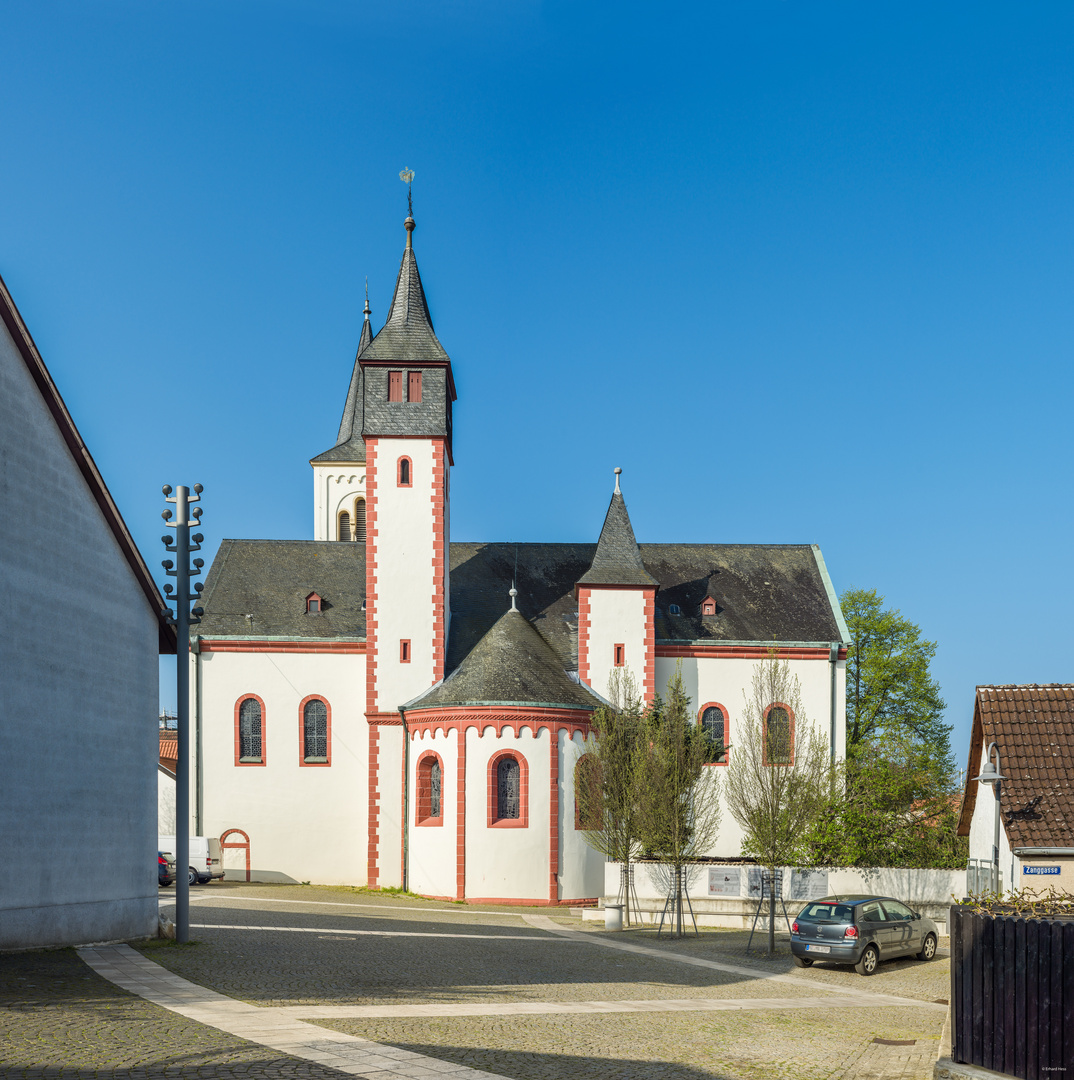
(146, 884, 948, 1080)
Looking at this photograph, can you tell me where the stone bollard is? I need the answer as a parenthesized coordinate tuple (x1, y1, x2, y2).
(605, 904, 624, 931)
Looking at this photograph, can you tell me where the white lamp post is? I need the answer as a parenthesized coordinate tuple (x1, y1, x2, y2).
(972, 742, 1005, 895)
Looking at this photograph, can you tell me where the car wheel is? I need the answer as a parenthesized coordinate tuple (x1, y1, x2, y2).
(917, 933, 937, 961)
(793, 956, 814, 968)
(855, 944, 879, 976)
(188, 867, 199, 886)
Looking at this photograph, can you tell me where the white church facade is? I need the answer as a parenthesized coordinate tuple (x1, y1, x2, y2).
(191, 207, 851, 903)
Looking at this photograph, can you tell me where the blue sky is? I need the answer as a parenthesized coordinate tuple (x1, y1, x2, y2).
(4, 1, 1073, 773)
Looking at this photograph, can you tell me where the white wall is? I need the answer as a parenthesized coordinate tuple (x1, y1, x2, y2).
(312, 464, 366, 541)
(584, 588, 647, 700)
(375, 725, 405, 888)
(558, 730, 606, 900)
(195, 647, 368, 885)
(0, 322, 160, 949)
(464, 725, 550, 901)
(407, 728, 458, 897)
(158, 767, 176, 836)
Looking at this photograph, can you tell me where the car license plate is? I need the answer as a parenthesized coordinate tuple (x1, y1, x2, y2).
(806, 944, 831, 953)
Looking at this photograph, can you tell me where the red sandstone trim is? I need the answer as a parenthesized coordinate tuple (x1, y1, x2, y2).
(202, 640, 366, 654)
(697, 701, 729, 766)
(657, 645, 847, 660)
(463, 897, 600, 907)
(456, 728, 466, 900)
(404, 707, 593, 742)
(397, 455, 413, 487)
(549, 731, 559, 902)
(577, 588, 591, 686)
(367, 724, 380, 886)
(487, 748, 529, 829)
(365, 438, 380, 716)
(415, 750, 445, 827)
(219, 828, 251, 883)
(430, 439, 446, 684)
(367, 711, 403, 725)
(234, 694, 267, 767)
(297, 694, 332, 767)
(642, 588, 656, 702)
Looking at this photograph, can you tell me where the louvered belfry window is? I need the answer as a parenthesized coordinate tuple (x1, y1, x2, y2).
(353, 499, 366, 542)
(497, 758, 520, 820)
(239, 698, 262, 762)
(303, 699, 328, 762)
(388, 371, 403, 401)
(338, 511, 351, 541)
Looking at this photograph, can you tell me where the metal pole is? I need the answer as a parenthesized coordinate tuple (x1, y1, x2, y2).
(993, 771, 1002, 896)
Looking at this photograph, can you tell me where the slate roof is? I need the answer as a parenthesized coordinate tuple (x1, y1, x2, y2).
(405, 607, 603, 712)
(195, 540, 365, 639)
(577, 491, 658, 587)
(957, 685, 1074, 849)
(310, 309, 373, 464)
(195, 540, 844, 671)
(358, 219, 450, 364)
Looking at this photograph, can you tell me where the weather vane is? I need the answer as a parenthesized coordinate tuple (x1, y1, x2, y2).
(399, 167, 414, 217)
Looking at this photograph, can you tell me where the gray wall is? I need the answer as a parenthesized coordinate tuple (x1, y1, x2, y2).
(0, 323, 160, 949)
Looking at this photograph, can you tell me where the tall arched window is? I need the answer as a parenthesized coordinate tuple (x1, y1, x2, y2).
(338, 510, 351, 541)
(574, 754, 602, 830)
(416, 752, 444, 825)
(397, 457, 412, 487)
(302, 698, 329, 764)
(353, 498, 366, 542)
(237, 697, 264, 764)
(497, 758, 520, 819)
(699, 703, 729, 764)
(764, 704, 794, 765)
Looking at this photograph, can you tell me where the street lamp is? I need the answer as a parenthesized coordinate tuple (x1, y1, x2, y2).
(972, 742, 1005, 895)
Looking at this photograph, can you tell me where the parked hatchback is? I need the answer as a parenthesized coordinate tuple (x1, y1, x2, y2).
(790, 895, 938, 976)
(157, 851, 175, 888)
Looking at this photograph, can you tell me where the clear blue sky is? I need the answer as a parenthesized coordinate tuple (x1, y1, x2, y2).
(4, 1, 1073, 774)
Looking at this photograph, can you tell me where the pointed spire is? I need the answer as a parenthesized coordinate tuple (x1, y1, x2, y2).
(509, 583, 518, 611)
(578, 470, 657, 587)
(356, 278, 373, 356)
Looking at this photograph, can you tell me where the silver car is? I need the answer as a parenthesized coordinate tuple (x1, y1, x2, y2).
(790, 894, 939, 976)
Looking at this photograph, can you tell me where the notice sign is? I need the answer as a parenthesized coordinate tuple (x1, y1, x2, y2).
(1023, 865, 1061, 876)
(708, 868, 741, 897)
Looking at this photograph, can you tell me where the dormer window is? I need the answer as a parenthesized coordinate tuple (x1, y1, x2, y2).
(388, 371, 403, 402)
(668, 604, 681, 615)
(702, 597, 717, 617)
(306, 593, 323, 614)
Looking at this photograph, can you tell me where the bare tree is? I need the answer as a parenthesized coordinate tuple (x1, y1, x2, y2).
(635, 668, 722, 937)
(575, 668, 646, 924)
(724, 648, 832, 954)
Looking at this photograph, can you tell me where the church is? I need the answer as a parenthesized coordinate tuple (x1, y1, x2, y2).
(192, 205, 850, 903)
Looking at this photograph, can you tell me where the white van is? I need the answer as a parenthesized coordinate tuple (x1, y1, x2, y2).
(158, 836, 224, 886)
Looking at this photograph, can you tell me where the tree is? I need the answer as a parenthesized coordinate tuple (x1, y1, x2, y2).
(635, 668, 723, 937)
(575, 669, 647, 924)
(842, 588, 950, 783)
(723, 649, 833, 954)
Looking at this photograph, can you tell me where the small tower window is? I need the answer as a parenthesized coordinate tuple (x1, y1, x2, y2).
(614, 644, 625, 667)
(407, 371, 422, 402)
(353, 498, 366, 542)
(388, 371, 403, 401)
(338, 511, 351, 542)
(306, 593, 322, 614)
(400, 639, 411, 663)
(398, 457, 412, 486)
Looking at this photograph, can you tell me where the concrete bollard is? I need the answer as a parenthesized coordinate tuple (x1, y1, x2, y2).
(605, 904, 623, 931)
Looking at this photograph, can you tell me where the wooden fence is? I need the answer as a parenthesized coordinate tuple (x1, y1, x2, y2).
(951, 905, 1074, 1078)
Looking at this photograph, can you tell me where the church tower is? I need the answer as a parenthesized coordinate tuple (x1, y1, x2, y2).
(359, 207, 456, 887)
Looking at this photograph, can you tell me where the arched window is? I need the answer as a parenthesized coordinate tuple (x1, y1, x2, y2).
(763, 704, 794, 766)
(353, 498, 366, 542)
(416, 752, 444, 825)
(338, 511, 351, 541)
(699, 703, 729, 764)
(302, 698, 329, 764)
(236, 696, 264, 765)
(397, 456, 412, 487)
(574, 754, 602, 831)
(498, 758, 520, 819)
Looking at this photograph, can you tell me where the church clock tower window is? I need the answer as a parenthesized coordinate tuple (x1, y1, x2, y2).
(388, 371, 403, 401)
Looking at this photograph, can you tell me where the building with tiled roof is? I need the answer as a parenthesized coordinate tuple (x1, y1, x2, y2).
(191, 206, 851, 900)
(958, 685, 1074, 895)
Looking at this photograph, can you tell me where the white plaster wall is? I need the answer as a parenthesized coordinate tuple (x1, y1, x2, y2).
(195, 647, 367, 884)
(376, 725, 404, 888)
(654, 653, 844, 860)
(0, 323, 160, 948)
(371, 439, 439, 711)
(407, 728, 458, 896)
(967, 741, 1016, 893)
(558, 730, 606, 900)
(312, 465, 366, 541)
(465, 726, 550, 900)
(585, 589, 647, 700)
(158, 768, 176, 835)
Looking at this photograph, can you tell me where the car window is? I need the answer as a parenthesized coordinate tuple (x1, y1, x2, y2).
(882, 900, 913, 921)
(859, 902, 884, 923)
(798, 903, 853, 922)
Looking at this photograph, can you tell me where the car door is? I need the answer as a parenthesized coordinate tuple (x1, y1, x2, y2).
(880, 900, 917, 955)
(857, 901, 888, 953)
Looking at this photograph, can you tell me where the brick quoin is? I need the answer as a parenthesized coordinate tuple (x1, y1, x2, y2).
(643, 587, 656, 702)
(549, 731, 559, 902)
(367, 725, 379, 886)
(577, 588, 591, 686)
(365, 437, 380, 717)
(430, 438, 446, 684)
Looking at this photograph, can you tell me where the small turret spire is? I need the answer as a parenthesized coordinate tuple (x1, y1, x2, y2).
(614, 466, 622, 494)
(363, 277, 370, 321)
(400, 167, 415, 247)
(509, 583, 518, 612)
